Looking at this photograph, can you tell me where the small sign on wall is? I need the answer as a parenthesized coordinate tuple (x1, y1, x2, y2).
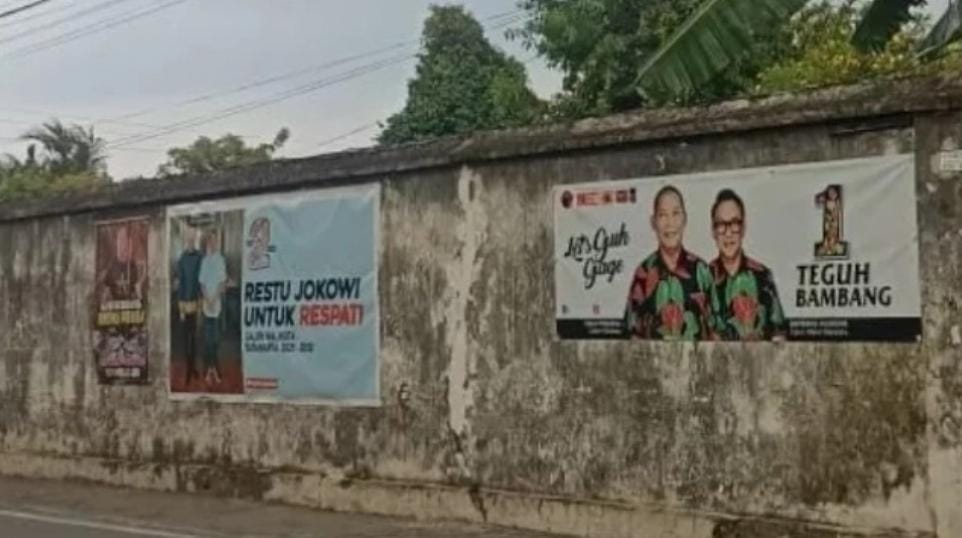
(94, 217, 150, 384)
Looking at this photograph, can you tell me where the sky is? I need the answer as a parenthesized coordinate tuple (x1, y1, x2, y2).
(0, 0, 951, 180)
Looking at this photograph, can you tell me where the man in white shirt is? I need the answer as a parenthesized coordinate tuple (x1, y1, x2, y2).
(199, 230, 228, 385)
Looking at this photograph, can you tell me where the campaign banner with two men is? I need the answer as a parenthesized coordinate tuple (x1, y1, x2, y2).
(167, 185, 379, 404)
(554, 155, 922, 342)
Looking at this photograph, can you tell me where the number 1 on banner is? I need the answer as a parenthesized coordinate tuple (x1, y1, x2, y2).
(814, 184, 849, 260)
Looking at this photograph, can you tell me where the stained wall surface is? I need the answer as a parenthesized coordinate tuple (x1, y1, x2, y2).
(1, 77, 961, 538)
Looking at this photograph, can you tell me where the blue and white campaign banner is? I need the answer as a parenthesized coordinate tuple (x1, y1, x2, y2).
(167, 185, 380, 405)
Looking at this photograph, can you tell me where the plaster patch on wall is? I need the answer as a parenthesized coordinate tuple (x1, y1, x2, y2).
(442, 166, 488, 480)
(27, 349, 51, 414)
(658, 343, 693, 401)
(882, 138, 901, 155)
(939, 136, 958, 152)
(932, 150, 962, 176)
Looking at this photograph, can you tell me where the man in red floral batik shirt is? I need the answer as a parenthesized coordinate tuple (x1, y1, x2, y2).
(708, 189, 786, 341)
(625, 185, 720, 341)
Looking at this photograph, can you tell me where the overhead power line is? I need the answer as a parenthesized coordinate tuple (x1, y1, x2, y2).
(0, 10, 521, 145)
(315, 122, 379, 149)
(107, 52, 418, 148)
(301, 21, 537, 155)
(103, 145, 171, 154)
(0, 0, 52, 20)
(0, 0, 135, 48)
(313, 21, 540, 153)
(104, 13, 529, 149)
(0, 0, 74, 30)
(0, 0, 189, 61)
(0, 105, 268, 145)
(0, 112, 176, 143)
(111, 41, 413, 121)
(0, 104, 151, 126)
(110, 8, 525, 121)
(0, 104, 174, 132)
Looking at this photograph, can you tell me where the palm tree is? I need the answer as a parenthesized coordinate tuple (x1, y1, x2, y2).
(21, 120, 106, 176)
(636, 0, 962, 98)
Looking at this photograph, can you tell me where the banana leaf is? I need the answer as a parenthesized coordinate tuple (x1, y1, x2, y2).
(853, 0, 925, 52)
(918, 0, 962, 56)
(636, 0, 809, 98)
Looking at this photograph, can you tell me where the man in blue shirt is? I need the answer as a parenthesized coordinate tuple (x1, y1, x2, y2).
(199, 230, 229, 386)
(175, 225, 203, 386)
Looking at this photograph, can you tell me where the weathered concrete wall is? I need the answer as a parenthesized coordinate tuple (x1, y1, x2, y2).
(1, 75, 961, 538)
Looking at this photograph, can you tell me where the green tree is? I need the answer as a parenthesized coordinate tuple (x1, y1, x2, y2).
(0, 120, 109, 200)
(21, 120, 107, 176)
(377, 5, 543, 145)
(633, 0, 808, 101)
(636, 0, 962, 100)
(754, 2, 937, 94)
(156, 128, 289, 177)
(513, 0, 796, 116)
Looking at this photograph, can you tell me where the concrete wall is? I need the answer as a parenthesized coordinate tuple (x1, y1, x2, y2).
(1, 75, 962, 538)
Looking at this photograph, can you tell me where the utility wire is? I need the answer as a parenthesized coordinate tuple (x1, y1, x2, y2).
(107, 52, 418, 148)
(0, 0, 43, 9)
(312, 56, 534, 153)
(0, 0, 188, 60)
(0, 112, 173, 142)
(110, 8, 524, 121)
(315, 122, 379, 149)
(111, 41, 413, 121)
(310, 14, 532, 152)
(105, 13, 528, 149)
(311, 52, 540, 153)
(0, 0, 77, 30)
(0, 106, 269, 146)
(113, 10, 522, 151)
(0, 0, 51, 20)
(0, 0, 135, 48)
(106, 145, 170, 153)
(0, 8, 519, 142)
(2, 9, 530, 163)
(0, 106, 148, 128)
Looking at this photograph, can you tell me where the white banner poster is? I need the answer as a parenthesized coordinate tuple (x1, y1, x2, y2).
(554, 155, 921, 342)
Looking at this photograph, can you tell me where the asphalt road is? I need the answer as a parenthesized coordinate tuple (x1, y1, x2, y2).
(0, 476, 560, 538)
(0, 510, 179, 538)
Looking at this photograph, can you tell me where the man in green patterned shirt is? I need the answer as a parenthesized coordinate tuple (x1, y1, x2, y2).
(626, 185, 720, 341)
(708, 189, 787, 341)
